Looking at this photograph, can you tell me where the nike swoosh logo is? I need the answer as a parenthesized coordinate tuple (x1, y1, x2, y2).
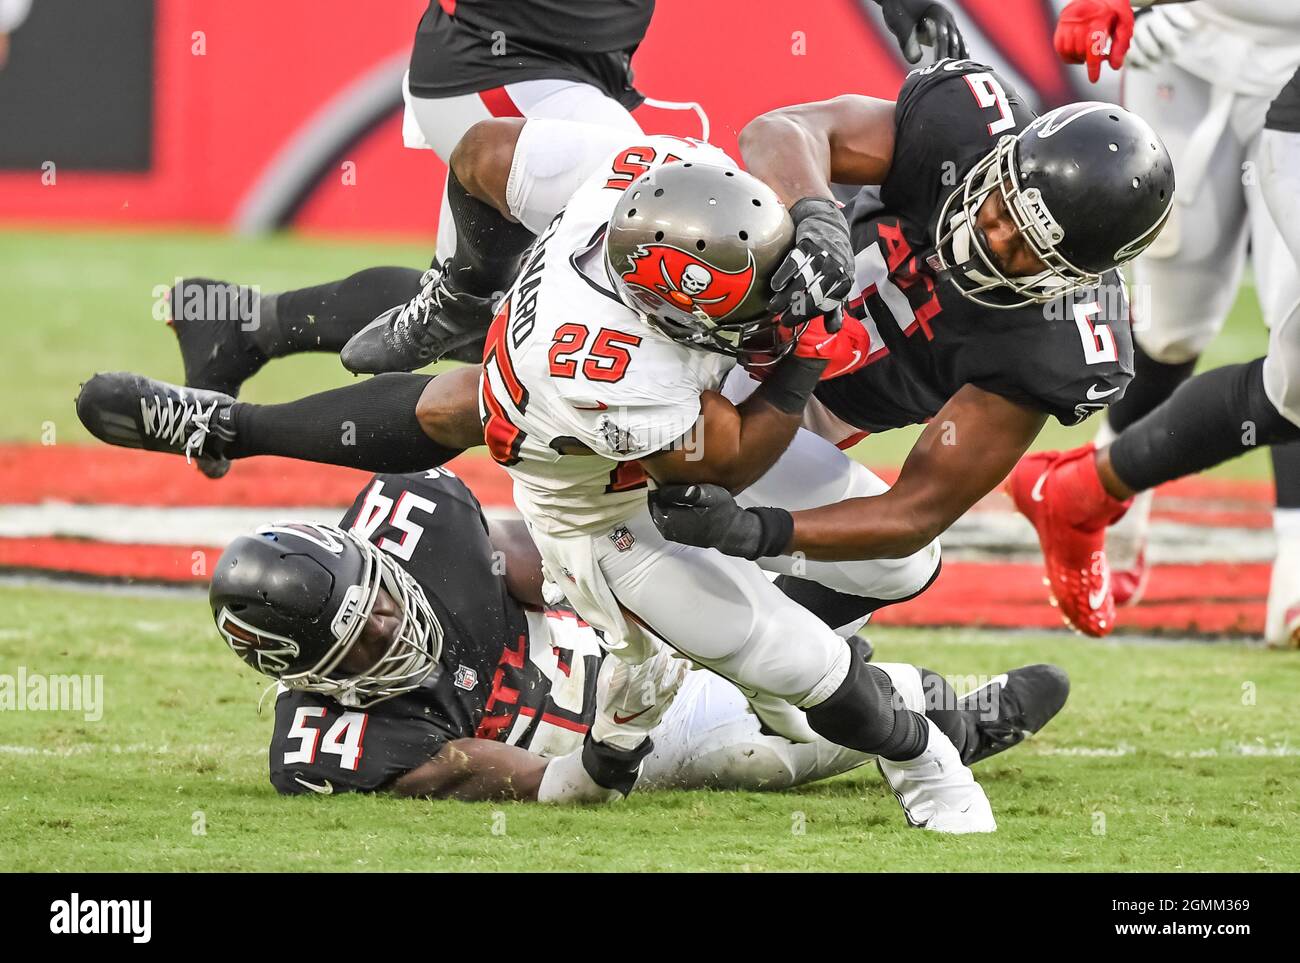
(829, 349, 863, 378)
(1086, 384, 1121, 401)
(572, 401, 608, 411)
(293, 776, 334, 795)
(612, 706, 653, 725)
(1031, 471, 1049, 502)
(1088, 560, 1111, 611)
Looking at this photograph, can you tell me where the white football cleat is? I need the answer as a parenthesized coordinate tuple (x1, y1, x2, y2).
(878, 718, 996, 834)
(1107, 489, 1153, 606)
(1264, 516, 1300, 649)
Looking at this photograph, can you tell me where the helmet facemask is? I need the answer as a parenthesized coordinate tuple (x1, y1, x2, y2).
(934, 135, 1102, 309)
(217, 524, 442, 707)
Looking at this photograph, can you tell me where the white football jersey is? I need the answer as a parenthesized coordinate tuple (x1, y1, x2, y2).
(480, 131, 738, 535)
(1174, 1, 1300, 95)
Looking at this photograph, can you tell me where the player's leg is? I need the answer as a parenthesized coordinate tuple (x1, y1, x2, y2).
(168, 268, 429, 403)
(581, 509, 993, 831)
(1257, 97, 1300, 645)
(75, 366, 479, 472)
(1103, 63, 1251, 596)
(638, 665, 874, 791)
(407, 77, 641, 261)
(343, 96, 641, 374)
(642, 656, 1070, 792)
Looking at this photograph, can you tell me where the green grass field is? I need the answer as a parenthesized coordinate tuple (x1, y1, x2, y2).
(3, 227, 1297, 872)
(2, 584, 1297, 872)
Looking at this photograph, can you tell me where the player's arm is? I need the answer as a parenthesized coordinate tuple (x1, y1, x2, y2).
(486, 517, 547, 607)
(640, 334, 839, 494)
(639, 389, 802, 495)
(739, 95, 897, 207)
(738, 97, 895, 324)
(389, 735, 646, 804)
(388, 739, 549, 801)
(650, 385, 1045, 561)
(787, 386, 1045, 559)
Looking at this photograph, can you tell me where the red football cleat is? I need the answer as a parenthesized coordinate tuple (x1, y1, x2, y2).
(1005, 445, 1132, 637)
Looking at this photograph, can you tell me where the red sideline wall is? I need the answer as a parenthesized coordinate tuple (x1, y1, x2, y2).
(0, 0, 1071, 237)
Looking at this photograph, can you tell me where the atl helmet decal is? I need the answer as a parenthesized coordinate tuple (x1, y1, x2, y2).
(217, 607, 299, 674)
(620, 244, 756, 320)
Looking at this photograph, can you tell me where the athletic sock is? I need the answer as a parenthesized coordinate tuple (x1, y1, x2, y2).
(253, 267, 426, 358)
(1109, 358, 1300, 493)
(803, 652, 929, 761)
(443, 168, 536, 297)
(1049, 443, 1132, 529)
(225, 373, 463, 471)
(1105, 342, 1198, 433)
(1271, 441, 1300, 510)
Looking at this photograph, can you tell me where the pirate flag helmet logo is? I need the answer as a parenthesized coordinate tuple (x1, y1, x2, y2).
(605, 160, 795, 359)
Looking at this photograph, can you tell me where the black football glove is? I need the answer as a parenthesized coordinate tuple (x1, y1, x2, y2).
(878, 0, 969, 63)
(648, 484, 794, 561)
(770, 198, 853, 332)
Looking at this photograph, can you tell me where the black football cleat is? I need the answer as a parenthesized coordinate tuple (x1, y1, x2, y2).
(169, 278, 269, 399)
(76, 372, 238, 471)
(957, 664, 1070, 766)
(341, 262, 496, 374)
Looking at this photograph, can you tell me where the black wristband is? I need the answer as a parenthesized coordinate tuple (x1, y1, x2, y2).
(748, 506, 795, 559)
(582, 733, 654, 796)
(757, 354, 828, 415)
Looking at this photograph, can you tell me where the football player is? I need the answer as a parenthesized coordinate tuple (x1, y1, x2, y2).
(217, 469, 1068, 803)
(1048, 0, 1300, 642)
(646, 59, 1173, 639)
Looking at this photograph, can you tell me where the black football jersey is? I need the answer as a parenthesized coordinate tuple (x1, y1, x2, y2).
(407, 0, 651, 109)
(269, 470, 601, 795)
(814, 60, 1134, 433)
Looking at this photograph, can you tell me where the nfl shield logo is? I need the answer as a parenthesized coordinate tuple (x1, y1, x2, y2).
(609, 526, 636, 552)
(453, 664, 478, 690)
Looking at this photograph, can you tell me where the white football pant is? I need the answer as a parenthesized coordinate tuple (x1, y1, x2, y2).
(400, 75, 643, 262)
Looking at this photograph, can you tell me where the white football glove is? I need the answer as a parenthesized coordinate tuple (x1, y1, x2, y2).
(1126, 4, 1198, 70)
(590, 643, 691, 751)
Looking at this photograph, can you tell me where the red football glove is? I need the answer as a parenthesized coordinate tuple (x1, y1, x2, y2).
(794, 311, 873, 379)
(1054, 0, 1134, 83)
(745, 311, 872, 381)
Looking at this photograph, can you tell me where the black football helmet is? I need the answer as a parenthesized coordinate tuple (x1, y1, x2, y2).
(935, 102, 1174, 308)
(210, 522, 441, 706)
